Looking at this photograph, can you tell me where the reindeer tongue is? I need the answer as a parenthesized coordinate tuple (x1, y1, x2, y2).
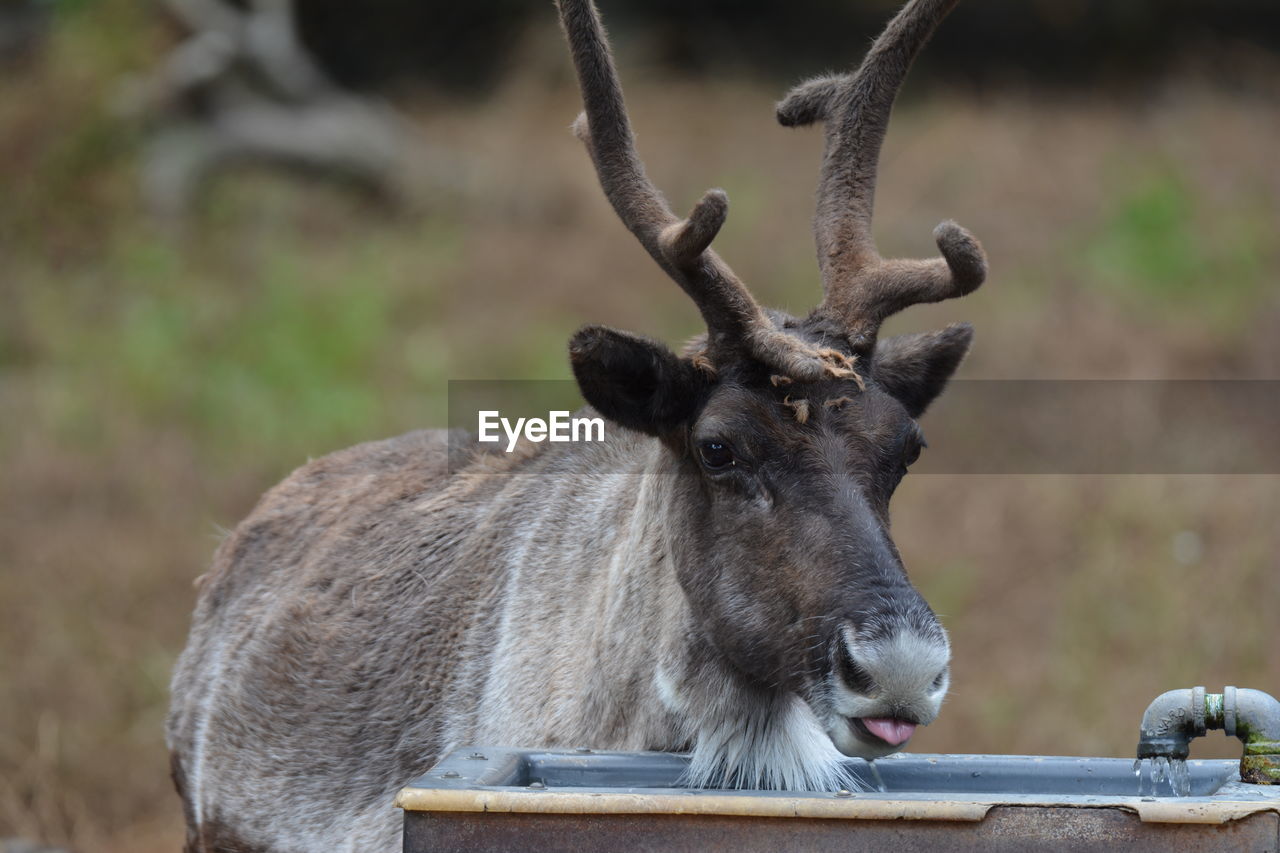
(861, 718, 917, 746)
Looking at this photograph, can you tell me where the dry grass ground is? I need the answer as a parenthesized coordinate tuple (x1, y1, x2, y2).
(2, 6, 1279, 852)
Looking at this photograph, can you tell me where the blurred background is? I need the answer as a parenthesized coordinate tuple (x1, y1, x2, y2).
(2, 0, 1279, 850)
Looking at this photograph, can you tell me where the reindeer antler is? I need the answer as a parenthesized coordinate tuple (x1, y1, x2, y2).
(557, 0, 857, 381)
(777, 0, 987, 351)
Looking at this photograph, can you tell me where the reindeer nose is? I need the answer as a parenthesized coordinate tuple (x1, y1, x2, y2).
(834, 620, 951, 715)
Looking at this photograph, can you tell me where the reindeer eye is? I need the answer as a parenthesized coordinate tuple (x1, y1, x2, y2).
(698, 441, 735, 472)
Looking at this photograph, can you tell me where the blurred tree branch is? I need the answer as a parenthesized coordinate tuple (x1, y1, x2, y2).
(121, 0, 410, 220)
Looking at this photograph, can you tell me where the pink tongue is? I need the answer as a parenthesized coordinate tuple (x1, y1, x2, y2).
(861, 718, 917, 746)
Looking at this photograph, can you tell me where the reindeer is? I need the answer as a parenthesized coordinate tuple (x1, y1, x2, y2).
(166, 0, 986, 850)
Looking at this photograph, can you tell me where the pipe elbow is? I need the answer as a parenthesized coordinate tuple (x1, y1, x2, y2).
(1230, 687, 1280, 746)
(1137, 686, 1205, 761)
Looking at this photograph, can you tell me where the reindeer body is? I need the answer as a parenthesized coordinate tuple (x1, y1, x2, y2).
(167, 429, 638, 852)
(169, 1, 989, 850)
(169, 425, 856, 852)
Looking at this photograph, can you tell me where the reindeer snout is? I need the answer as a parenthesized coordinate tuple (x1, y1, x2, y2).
(823, 621, 951, 759)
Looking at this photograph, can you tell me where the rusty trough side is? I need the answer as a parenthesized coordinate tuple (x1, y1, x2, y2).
(404, 808, 1280, 853)
(397, 750, 1280, 851)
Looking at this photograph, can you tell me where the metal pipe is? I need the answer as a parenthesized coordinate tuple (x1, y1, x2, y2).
(1136, 686, 1280, 785)
(1228, 687, 1280, 785)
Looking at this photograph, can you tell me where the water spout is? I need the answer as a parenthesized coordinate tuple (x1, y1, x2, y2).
(1136, 686, 1280, 785)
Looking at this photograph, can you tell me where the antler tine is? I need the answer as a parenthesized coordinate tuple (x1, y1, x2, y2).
(777, 0, 987, 349)
(556, 0, 771, 358)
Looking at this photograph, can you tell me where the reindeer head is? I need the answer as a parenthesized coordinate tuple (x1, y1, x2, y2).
(558, 0, 984, 767)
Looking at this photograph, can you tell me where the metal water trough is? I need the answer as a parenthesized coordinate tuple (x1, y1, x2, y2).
(397, 749, 1280, 852)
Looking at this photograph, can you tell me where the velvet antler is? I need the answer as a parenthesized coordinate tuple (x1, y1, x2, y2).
(777, 0, 987, 351)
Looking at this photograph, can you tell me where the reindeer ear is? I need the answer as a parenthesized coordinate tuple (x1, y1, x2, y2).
(569, 326, 706, 436)
(873, 323, 973, 418)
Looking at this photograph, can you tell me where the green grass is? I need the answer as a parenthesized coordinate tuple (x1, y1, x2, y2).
(1085, 166, 1271, 332)
(10, 189, 469, 466)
